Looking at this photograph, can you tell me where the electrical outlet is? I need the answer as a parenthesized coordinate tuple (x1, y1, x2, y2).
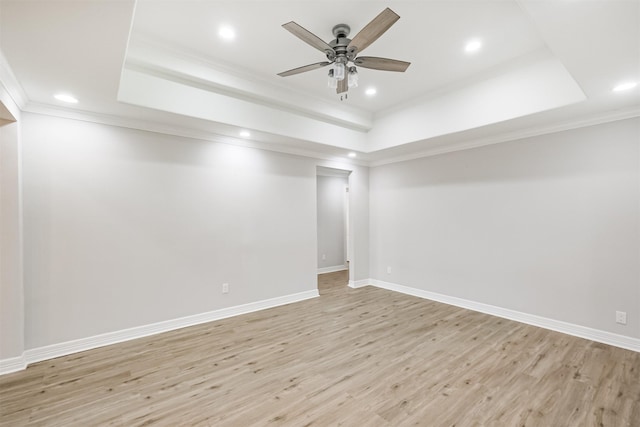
(322, 254, 326, 260)
(616, 311, 627, 325)
(222, 283, 229, 294)
(387, 266, 392, 274)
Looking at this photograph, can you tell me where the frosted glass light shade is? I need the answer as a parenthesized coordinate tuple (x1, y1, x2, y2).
(327, 69, 337, 88)
(333, 62, 345, 81)
(348, 67, 358, 88)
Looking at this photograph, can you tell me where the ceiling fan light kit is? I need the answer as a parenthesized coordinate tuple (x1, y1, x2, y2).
(278, 8, 410, 98)
(347, 67, 358, 88)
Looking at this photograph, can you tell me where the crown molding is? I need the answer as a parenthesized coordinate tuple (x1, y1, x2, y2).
(368, 107, 640, 167)
(22, 102, 368, 166)
(0, 49, 28, 112)
(22, 101, 639, 170)
(125, 61, 372, 133)
(19, 90, 639, 171)
(125, 37, 373, 131)
(316, 166, 352, 177)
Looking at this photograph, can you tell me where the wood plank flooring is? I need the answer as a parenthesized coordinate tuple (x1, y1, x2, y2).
(1, 270, 639, 426)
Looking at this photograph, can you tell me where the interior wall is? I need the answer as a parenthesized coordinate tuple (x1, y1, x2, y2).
(370, 117, 640, 339)
(0, 106, 24, 360)
(348, 165, 370, 283)
(316, 175, 348, 271)
(21, 112, 319, 349)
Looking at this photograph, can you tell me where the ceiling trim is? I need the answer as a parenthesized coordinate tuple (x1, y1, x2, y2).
(118, 66, 368, 152)
(316, 166, 351, 178)
(368, 106, 640, 167)
(22, 101, 368, 167)
(124, 60, 372, 133)
(21, 100, 639, 170)
(125, 37, 373, 131)
(0, 49, 28, 111)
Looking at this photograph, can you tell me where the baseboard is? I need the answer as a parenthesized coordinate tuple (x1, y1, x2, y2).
(0, 354, 27, 376)
(348, 279, 370, 289)
(0, 290, 319, 375)
(317, 265, 348, 274)
(369, 279, 640, 353)
(7, 279, 637, 376)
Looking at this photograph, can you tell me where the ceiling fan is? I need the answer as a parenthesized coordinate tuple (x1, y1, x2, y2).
(277, 7, 410, 97)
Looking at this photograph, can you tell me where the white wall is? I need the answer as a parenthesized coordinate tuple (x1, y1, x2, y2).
(349, 165, 370, 283)
(316, 175, 348, 270)
(0, 97, 24, 360)
(21, 112, 319, 349)
(370, 118, 640, 339)
(9, 105, 637, 362)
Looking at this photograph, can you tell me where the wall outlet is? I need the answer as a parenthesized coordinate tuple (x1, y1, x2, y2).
(222, 283, 229, 294)
(615, 311, 627, 325)
(387, 266, 392, 274)
(322, 254, 326, 260)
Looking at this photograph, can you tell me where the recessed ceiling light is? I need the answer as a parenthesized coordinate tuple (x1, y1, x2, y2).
(239, 130, 251, 138)
(465, 39, 482, 53)
(54, 93, 78, 103)
(365, 87, 377, 96)
(612, 81, 637, 92)
(348, 152, 357, 158)
(218, 26, 236, 41)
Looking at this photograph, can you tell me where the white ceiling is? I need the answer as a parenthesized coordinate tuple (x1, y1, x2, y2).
(130, 0, 547, 112)
(1, 0, 638, 164)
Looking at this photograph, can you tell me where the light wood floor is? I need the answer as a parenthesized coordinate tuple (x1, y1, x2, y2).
(1, 271, 639, 426)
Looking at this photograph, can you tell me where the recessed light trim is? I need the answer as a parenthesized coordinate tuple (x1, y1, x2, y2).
(239, 130, 251, 138)
(465, 39, 482, 53)
(348, 152, 357, 158)
(365, 87, 377, 96)
(612, 81, 637, 92)
(218, 26, 236, 41)
(54, 93, 78, 103)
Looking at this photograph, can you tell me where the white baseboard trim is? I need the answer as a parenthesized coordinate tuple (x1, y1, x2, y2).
(0, 354, 27, 376)
(317, 265, 348, 274)
(348, 279, 371, 289)
(0, 290, 318, 375)
(369, 279, 640, 353)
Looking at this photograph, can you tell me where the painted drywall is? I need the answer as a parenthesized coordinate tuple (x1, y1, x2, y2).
(348, 165, 370, 283)
(316, 175, 347, 270)
(370, 117, 640, 339)
(0, 104, 24, 360)
(119, 68, 368, 151)
(369, 50, 586, 151)
(125, 40, 374, 131)
(21, 112, 319, 349)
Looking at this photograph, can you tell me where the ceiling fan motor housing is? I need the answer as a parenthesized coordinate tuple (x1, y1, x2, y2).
(330, 24, 355, 62)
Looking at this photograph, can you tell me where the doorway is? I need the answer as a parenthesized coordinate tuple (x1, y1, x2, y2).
(316, 167, 351, 291)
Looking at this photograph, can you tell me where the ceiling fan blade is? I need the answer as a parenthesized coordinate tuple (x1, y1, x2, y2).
(354, 56, 410, 72)
(347, 8, 400, 55)
(278, 61, 331, 77)
(282, 22, 333, 54)
(336, 76, 348, 94)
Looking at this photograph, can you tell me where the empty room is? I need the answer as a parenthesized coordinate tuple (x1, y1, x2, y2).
(0, 1, 639, 425)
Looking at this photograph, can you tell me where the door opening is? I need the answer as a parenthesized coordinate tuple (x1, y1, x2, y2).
(316, 166, 352, 292)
